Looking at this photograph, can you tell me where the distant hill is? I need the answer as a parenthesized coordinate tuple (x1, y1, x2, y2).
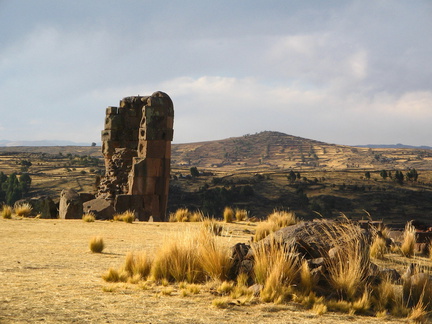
(171, 131, 432, 171)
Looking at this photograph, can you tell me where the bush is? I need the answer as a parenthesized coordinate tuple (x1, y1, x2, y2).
(169, 208, 203, 222)
(89, 236, 105, 253)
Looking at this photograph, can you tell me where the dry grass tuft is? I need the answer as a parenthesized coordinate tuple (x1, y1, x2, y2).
(101, 267, 128, 282)
(82, 212, 96, 222)
(1, 205, 12, 219)
(267, 210, 297, 228)
(124, 251, 152, 280)
(253, 210, 298, 241)
(150, 230, 204, 283)
(169, 208, 203, 222)
(113, 210, 135, 223)
(312, 302, 328, 315)
(253, 236, 299, 303)
(212, 297, 230, 309)
(370, 235, 387, 259)
(14, 202, 33, 217)
(235, 208, 248, 221)
(89, 236, 105, 253)
(202, 218, 223, 236)
(401, 221, 416, 258)
(223, 207, 234, 223)
(197, 228, 232, 281)
(320, 220, 370, 300)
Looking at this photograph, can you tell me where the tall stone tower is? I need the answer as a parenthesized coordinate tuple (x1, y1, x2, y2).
(97, 91, 174, 221)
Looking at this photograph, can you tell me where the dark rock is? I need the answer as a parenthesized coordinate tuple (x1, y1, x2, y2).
(59, 189, 83, 219)
(83, 198, 115, 220)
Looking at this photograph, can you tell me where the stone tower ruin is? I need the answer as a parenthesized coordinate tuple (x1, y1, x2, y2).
(97, 91, 174, 221)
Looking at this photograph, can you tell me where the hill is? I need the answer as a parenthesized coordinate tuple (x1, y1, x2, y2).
(171, 131, 432, 171)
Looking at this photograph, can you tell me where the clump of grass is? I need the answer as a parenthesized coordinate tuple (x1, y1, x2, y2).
(124, 251, 152, 280)
(372, 274, 396, 312)
(218, 281, 235, 295)
(254, 221, 279, 242)
(169, 208, 203, 222)
(253, 210, 298, 241)
(82, 212, 96, 222)
(212, 297, 229, 309)
(150, 231, 204, 283)
(101, 267, 128, 283)
(401, 221, 416, 258)
(203, 218, 223, 236)
(14, 202, 33, 217)
(223, 207, 234, 223)
(252, 237, 299, 303)
(299, 260, 314, 294)
(197, 227, 232, 281)
(267, 210, 297, 228)
(89, 236, 105, 253)
(113, 210, 135, 223)
(370, 234, 387, 259)
(235, 208, 248, 221)
(320, 219, 371, 301)
(1, 205, 12, 219)
(312, 303, 328, 315)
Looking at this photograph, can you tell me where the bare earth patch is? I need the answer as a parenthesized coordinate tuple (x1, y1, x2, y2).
(0, 218, 405, 323)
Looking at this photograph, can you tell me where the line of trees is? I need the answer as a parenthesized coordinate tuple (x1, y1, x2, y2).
(0, 172, 32, 205)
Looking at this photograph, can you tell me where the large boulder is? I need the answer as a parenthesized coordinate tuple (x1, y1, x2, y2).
(59, 189, 83, 219)
(83, 198, 115, 220)
(14, 196, 57, 218)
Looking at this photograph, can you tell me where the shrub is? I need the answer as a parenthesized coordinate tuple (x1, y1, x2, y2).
(14, 202, 33, 217)
(223, 207, 234, 223)
(1, 205, 12, 219)
(89, 236, 105, 253)
(82, 213, 95, 222)
(401, 221, 416, 258)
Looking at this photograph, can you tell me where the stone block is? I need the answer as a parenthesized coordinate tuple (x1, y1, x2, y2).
(104, 115, 123, 130)
(83, 198, 115, 220)
(106, 106, 118, 115)
(101, 130, 118, 141)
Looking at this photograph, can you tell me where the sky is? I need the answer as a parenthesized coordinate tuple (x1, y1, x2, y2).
(0, 0, 431, 146)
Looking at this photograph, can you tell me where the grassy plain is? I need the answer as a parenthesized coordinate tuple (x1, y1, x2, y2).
(0, 217, 415, 323)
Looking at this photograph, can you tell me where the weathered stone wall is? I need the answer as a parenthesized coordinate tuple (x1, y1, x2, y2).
(97, 91, 174, 221)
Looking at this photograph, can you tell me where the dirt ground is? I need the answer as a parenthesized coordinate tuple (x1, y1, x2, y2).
(0, 218, 408, 323)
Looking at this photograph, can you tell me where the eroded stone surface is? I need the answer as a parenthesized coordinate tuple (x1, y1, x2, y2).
(97, 91, 174, 221)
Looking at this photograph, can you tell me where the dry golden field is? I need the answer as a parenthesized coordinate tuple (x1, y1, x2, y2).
(0, 218, 416, 323)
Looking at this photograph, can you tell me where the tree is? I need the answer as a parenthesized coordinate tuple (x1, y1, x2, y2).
(380, 170, 388, 180)
(365, 171, 371, 179)
(406, 168, 419, 182)
(287, 170, 297, 182)
(91, 142, 97, 147)
(395, 170, 404, 185)
(190, 167, 200, 178)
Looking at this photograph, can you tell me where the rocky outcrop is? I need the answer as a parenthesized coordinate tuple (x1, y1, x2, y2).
(59, 189, 83, 219)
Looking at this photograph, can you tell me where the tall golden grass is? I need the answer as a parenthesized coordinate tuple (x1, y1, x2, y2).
(254, 210, 298, 241)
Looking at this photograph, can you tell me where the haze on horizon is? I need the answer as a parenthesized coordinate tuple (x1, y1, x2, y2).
(0, 1, 431, 147)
